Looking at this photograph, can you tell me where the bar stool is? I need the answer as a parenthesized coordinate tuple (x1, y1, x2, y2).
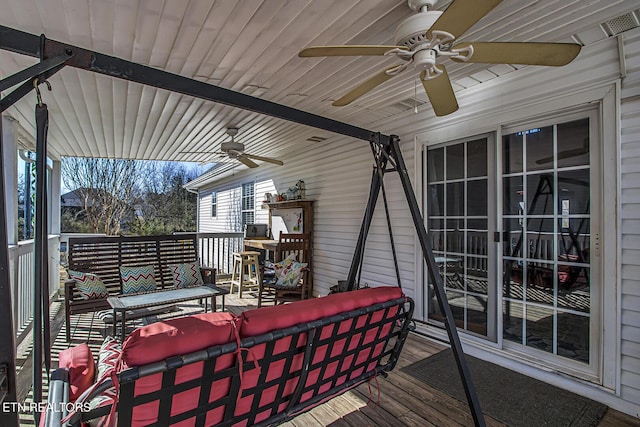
(230, 251, 261, 298)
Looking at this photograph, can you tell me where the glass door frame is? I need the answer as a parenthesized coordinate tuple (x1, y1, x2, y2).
(417, 92, 616, 388)
(422, 132, 498, 342)
(498, 108, 602, 380)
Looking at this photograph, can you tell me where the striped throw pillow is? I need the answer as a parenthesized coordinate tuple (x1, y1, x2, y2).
(119, 265, 157, 294)
(169, 263, 204, 288)
(68, 270, 109, 300)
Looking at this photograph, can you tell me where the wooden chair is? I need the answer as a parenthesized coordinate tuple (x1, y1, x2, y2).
(258, 233, 311, 307)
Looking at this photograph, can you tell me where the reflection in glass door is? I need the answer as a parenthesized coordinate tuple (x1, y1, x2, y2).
(426, 137, 495, 339)
(502, 118, 594, 364)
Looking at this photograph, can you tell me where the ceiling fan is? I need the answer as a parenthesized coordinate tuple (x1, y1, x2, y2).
(183, 127, 284, 168)
(299, 0, 582, 116)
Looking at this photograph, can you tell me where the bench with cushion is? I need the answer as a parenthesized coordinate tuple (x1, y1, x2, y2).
(46, 286, 413, 426)
(64, 234, 215, 341)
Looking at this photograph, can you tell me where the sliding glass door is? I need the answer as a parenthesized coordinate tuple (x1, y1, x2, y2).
(423, 111, 600, 374)
(425, 136, 496, 340)
(502, 116, 597, 366)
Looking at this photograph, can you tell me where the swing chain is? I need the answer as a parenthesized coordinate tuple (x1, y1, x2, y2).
(33, 79, 52, 107)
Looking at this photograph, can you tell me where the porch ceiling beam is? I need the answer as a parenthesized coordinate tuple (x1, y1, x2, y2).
(0, 25, 385, 145)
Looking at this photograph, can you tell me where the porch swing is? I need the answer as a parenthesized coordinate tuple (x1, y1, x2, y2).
(0, 25, 485, 427)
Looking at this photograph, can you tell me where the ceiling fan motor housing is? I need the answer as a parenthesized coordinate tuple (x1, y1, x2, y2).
(221, 141, 244, 152)
(394, 11, 442, 49)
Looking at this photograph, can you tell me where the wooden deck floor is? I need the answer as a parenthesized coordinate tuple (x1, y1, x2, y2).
(16, 285, 640, 426)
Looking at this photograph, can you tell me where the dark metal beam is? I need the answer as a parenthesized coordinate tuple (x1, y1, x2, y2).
(345, 135, 390, 290)
(0, 24, 378, 144)
(0, 53, 71, 92)
(0, 65, 66, 113)
(0, 25, 41, 57)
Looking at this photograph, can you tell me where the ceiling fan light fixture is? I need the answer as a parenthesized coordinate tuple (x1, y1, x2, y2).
(413, 49, 437, 70)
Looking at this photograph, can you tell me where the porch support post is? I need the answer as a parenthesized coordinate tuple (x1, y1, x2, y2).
(387, 135, 485, 427)
(2, 116, 18, 245)
(0, 114, 20, 427)
(50, 160, 61, 235)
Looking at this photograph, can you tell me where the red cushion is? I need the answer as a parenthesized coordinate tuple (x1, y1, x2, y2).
(122, 311, 236, 367)
(239, 286, 403, 337)
(58, 343, 96, 402)
(120, 312, 237, 426)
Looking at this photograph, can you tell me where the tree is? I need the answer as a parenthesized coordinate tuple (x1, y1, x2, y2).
(62, 158, 140, 235)
(130, 162, 198, 235)
(17, 173, 26, 240)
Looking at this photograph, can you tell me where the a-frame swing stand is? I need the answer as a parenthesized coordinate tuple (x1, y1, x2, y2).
(0, 24, 485, 427)
(346, 133, 485, 427)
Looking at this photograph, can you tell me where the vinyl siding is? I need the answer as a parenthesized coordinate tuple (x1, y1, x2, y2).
(193, 28, 640, 415)
(620, 26, 640, 408)
(197, 135, 411, 296)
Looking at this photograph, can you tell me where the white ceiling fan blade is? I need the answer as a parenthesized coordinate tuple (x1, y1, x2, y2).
(453, 42, 581, 66)
(428, 0, 503, 40)
(333, 65, 403, 107)
(242, 153, 284, 166)
(236, 155, 259, 168)
(421, 67, 459, 117)
(299, 45, 407, 57)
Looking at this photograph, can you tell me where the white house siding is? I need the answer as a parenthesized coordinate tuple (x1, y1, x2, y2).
(196, 136, 411, 296)
(398, 33, 639, 414)
(193, 31, 640, 416)
(620, 27, 640, 412)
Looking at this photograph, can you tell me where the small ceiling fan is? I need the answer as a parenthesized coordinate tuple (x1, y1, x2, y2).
(299, 0, 582, 116)
(182, 127, 284, 168)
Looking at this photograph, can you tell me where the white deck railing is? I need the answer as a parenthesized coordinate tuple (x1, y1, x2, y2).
(7, 232, 245, 342)
(8, 235, 60, 343)
(196, 232, 245, 276)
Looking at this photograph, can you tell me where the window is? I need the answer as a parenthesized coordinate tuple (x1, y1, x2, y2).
(241, 182, 254, 227)
(211, 192, 217, 218)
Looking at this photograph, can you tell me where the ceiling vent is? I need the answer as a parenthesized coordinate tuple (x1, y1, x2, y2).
(603, 11, 640, 36)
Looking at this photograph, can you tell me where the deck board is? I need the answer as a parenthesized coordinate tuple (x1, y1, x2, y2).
(15, 284, 640, 426)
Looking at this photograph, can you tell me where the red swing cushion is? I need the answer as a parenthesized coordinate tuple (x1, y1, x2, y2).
(234, 286, 404, 422)
(239, 286, 403, 337)
(121, 311, 238, 426)
(58, 343, 96, 402)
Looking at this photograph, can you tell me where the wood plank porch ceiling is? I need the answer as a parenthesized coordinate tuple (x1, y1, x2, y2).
(0, 0, 638, 163)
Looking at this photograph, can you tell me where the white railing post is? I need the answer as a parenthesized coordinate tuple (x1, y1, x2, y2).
(2, 116, 18, 246)
(8, 236, 60, 343)
(196, 232, 244, 277)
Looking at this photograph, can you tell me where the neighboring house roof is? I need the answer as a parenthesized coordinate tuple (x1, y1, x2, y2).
(184, 163, 227, 191)
(60, 188, 86, 208)
(60, 188, 103, 208)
